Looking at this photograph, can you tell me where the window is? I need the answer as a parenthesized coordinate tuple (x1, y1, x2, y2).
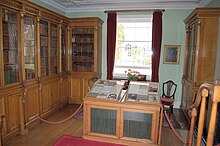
(113, 14, 152, 80)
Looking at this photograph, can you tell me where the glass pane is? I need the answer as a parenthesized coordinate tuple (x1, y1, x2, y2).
(24, 16, 35, 80)
(61, 26, 67, 72)
(91, 108, 116, 135)
(114, 20, 152, 80)
(40, 20, 48, 77)
(2, 9, 19, 84)
(124, 111, 152, 139)
(50, 23, 58, 74)
(191, 24, 198, 81)
(72, 28, 94, 72)
(186, 26, 193, 78)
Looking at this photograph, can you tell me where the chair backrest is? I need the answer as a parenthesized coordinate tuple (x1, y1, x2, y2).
(162, 80, 177, 99)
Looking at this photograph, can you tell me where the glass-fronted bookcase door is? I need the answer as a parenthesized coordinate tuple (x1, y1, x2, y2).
(23, 16, 36, 80)
(40, 20, 58, 77)
(88, 105, 120, 138)
(50, 23, 58, 74)
(40, 20, 49, 77)
(72, 27, 95, 72)
(61, 25, 67, 73)
(2, 9, 19, 85)
(120, 109, 157, 143)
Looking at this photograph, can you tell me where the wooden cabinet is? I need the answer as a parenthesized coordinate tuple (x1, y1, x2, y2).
(24, 84, 40, 128)
(83, 97, 162, 145)
(0, 86, 26, 142)
(41, 82, 51, 114)
(181, 8, 220, 118)
(0, 96, 6, 136)
(69, 18, 103, 104)
(51, 79, 60, 107)
(0, 0, 103, 144)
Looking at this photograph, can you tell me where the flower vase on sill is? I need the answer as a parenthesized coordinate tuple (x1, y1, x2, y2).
(125, 69, 139, 84)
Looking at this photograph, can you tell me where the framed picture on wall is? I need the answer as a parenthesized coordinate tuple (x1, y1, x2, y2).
(163, 45, 180, 64)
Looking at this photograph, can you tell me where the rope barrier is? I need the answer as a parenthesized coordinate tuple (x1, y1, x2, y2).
(24, 101, 83, 125)
(163, 109, 188, 145)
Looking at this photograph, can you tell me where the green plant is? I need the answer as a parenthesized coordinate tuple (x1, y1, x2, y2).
(125, 69, 139, 81)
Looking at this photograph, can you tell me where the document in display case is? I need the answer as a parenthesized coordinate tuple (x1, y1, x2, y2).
(87, 80, 125, 100)
(126, 81, 160, 103)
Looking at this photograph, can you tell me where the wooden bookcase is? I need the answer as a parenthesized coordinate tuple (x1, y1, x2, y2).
(181, 8, 220, 120)
(0, 0, 103, 143)
(69, 18, 103, 104)
(0, 0, 70, 143)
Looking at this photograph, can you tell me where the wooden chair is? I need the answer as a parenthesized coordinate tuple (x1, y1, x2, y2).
(160, 80, 177, 117)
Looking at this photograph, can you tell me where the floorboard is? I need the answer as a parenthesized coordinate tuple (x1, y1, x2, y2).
(3, 105, 189, 146)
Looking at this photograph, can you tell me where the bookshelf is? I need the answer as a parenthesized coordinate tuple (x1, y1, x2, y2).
(50, 23, 58, 74)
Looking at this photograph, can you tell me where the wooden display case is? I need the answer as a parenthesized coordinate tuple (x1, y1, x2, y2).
(83, 80, 162, 146)
(69, 18, 103, 104)
(181, 8, 220, 120)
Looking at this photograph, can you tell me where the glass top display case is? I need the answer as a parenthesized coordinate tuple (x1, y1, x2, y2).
(86, 80, 160, 103)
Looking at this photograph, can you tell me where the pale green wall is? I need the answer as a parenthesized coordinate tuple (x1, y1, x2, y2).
(206, 0, 220, 7)
(160, 10, 192, 107)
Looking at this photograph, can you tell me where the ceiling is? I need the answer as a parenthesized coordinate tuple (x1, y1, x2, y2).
(33, 0, 212, 13)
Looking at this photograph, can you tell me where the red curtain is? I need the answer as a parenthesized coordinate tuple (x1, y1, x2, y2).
(151, 12, 163, 82)
(107, 13, 117, 80)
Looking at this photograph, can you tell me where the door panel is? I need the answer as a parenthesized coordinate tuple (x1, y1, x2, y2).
(41, 84, 51, 113)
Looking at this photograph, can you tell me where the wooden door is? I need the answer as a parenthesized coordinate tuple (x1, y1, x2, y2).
(61, 76, 68, 104)
(41, 83, 51, 113)
(51, 79, 60, 108)
(25, 85, 39, 124)
(5, 93, 20, 132)
(0, 96, 7, 135)
(70, 77, 82, 104)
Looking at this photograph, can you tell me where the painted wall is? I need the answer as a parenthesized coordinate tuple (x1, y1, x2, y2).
(67, 10, 192, 108)
(160, 10, 192, 107)
(206, 0, 220, 7)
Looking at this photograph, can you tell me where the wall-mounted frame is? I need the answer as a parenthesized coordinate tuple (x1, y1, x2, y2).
(163, 45, 180, 64)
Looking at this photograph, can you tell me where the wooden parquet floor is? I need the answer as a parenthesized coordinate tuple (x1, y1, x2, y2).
(3, 105, 189, 146)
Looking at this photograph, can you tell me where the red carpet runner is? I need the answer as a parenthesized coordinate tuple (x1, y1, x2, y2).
(53, 135, 125, 146)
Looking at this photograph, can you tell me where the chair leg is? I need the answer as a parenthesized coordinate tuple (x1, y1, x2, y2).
(170, 105, 173, 114)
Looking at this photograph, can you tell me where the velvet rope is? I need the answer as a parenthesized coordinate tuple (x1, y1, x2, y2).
(163, 109, 188, 145)
(24, 101, 83, 125)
